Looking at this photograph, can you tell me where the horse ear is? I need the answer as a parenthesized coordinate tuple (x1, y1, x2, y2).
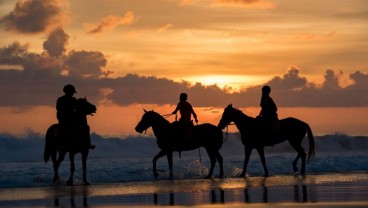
(144, 109, 147, 113)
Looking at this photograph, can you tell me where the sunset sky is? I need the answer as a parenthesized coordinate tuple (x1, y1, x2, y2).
(0, 0, 367, 136)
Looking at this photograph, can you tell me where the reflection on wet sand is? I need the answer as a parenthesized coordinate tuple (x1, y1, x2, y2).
(151, 185, 311, 206)
(53, 186, 89, 207)
(2, 174, 367, 207)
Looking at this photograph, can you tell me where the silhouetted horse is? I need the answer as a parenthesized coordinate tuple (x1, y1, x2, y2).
(44, 98, 96, 185)
(218, 104, 314, 176)
(135, 110, 224, 178)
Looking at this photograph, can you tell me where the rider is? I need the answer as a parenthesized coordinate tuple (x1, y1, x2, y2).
(258, 85, 279, 145)
(172, 93, 198, 139)
(172, 93, 198, 124)
(56, 84, 95, 149)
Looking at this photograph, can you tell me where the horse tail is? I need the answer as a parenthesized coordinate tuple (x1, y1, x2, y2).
(306, 124, 315, 163)
(44, 124, 56, 163)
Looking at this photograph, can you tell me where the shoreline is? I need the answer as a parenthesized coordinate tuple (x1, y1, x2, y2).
(1, 172, 368, 207)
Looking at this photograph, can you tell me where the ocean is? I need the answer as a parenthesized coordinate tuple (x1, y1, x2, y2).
(1, 132, 368, 189)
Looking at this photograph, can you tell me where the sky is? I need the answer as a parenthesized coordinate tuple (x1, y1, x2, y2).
(0, 0, 367, 136)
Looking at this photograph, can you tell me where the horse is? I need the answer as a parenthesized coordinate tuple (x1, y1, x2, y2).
(135, 110, 224, 179)
(218, 104, 315, 177)
(44, 98, 96, 185)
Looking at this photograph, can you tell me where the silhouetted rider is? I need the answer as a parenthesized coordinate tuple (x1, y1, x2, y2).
(258, 85, 279, 145)
(56, 84, 95, 149)
(172, 93, 198, 124)
(57, 84, 77, 130)
(172, 93, 198, 140)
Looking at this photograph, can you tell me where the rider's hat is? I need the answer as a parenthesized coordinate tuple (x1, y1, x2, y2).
(63, 84, 77, 94)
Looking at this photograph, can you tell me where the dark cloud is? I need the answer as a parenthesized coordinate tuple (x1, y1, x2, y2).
(65, 50, 107, 78)
(0, 41, 61, 74)
(349, 71, 368, 90)
(0, 38, 367, 108)
(322, 69, 340, 90)
(265, 66, 308, 90)
(43, 28, 69, 57)
(0, 0, 67, 34)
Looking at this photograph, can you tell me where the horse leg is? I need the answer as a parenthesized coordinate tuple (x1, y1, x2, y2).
(292, 155, 300, 175)
(167, 151, 173, 178)
(82, 151, 90, 185)
(67, 153, 75, 186)
(292, 145, 307, 175)
(256, 147, 269, 177)
(215, 151, 224, 178)
(242, 147, 253, 177)
(53, 151, 66, 184)
(205, 148, 216, 179)
(153, 150, 167, 179)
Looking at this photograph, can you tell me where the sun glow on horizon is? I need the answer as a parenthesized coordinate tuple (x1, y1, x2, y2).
(179, 75, 270, 91)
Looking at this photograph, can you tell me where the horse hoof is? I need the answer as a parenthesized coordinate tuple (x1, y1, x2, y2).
(154, 173, 159, 179)
(83, 181, 91, 186)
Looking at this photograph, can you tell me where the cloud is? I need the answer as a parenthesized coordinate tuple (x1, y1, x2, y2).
(0, 41, 61, 74)
(43, 28, 69, 57)
(264, 66, 308, 90)
(322, 69, 341, 90)
(349, 71, 368, 90)
(0, 0, 69, 34)
(0, 30, 367, 108)
(65, 50, 107, 78)
(86, 12, 135, 35)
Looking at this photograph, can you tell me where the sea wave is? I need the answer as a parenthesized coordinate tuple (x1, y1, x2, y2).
(0, 132, 368, 162)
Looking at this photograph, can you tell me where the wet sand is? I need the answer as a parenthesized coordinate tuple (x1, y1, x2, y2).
(1, 172, 368, 207)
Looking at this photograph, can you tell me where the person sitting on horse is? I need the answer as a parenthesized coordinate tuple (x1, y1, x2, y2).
(258, 85, 279, 143)
(172, 93, 198, 140)
(57, 84, 95, 149)
(172, 93, 198, 124)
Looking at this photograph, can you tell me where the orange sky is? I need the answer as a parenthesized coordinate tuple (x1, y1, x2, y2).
(0, 0, 367, 136)
(1, 105, 368, 136)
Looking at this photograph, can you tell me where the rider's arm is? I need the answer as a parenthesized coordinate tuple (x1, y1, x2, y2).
(172, 102, 180, 114)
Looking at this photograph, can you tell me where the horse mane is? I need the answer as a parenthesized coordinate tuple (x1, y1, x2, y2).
(147, 111, 170, 124)
(232, 106, 254, 121)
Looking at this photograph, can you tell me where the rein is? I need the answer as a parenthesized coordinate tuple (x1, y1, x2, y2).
(223, 123, 235, 143)
(161, 114, 173, 118)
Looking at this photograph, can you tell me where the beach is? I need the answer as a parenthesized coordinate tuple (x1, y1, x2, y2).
(1, 172, 368, 207)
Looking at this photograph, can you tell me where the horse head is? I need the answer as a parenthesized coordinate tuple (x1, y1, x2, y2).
(76, 97, 97, 116)
(217, 104, 237, 129)
(135, 110, 162, 134)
